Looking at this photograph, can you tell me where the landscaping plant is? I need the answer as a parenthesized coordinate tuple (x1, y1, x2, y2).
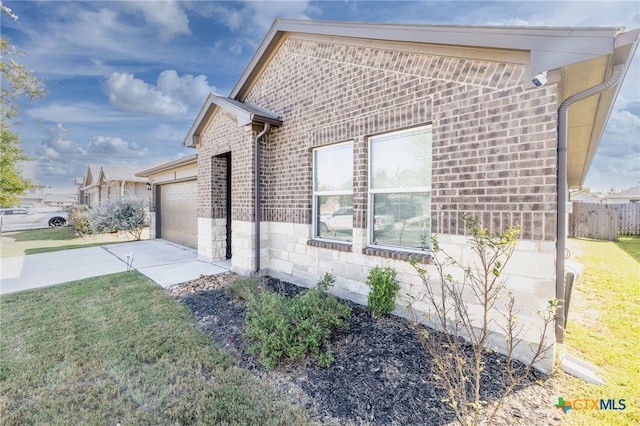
(225, 274, 264, 301)
(407, 214, 559, 426)
(68, 204, 92, 235)
(243, 273, 351, 369)
(366, 265, 400, 316)
(88, 197, 148, 241)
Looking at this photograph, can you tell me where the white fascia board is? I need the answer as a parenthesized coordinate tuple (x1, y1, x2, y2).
(183, 93, 219, 147)
(136, 155, 197, 178)
(182, 94, 282, 147)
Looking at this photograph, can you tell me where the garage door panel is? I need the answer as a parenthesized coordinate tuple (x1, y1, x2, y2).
(160, 181, 197, 248)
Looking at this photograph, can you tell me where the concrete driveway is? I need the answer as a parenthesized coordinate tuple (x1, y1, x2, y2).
(0, 239, 230, 296)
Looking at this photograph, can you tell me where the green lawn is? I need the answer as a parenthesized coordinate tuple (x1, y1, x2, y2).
(0, 272, 310, 425)
(559, 235, 640, 425)
(0, 227, 149, 258)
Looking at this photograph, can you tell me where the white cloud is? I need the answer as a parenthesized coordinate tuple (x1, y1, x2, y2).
(102, 72, 185, 116)
(584, 98, 640, 191)
(88, 136, 148, 158)
(240, 0, 317, 32)
(36, 124, 87, 161)
(7, 3, 207, 79)
(28, 123, 159, 187)
(26, 103, 131, 124)
(123, 0, 191, 39)
(101, 71, 215, 117)
(193, 0, 317, 35)
(156, 70, 215, 106)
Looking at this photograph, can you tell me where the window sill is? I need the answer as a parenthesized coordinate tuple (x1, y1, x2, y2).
(362, 246, 431, 264)
(307, 239, 353, 252)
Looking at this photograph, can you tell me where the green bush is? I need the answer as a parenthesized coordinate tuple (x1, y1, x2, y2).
(366, 266, 399, 316)
(68, 205, 92, 235)
(243, 273, 351, 369)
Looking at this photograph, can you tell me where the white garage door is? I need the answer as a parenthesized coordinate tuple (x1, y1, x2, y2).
(159, 180, 197, 248)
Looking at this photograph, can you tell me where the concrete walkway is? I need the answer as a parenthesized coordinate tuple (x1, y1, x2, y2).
(0, 239, 230, 296)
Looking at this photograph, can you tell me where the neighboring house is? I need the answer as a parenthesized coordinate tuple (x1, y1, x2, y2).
(74, 177, 84, 205)
(136, 155, 198, 248)
(181, 19, 639, 372)
(19, 185, 76, 209)
(77, 164, 101, 207)
(602, 185, 640, 204)
(79, 164, 148, 207)
(569, 192, 602, 203)
(18, 184, 49, 207)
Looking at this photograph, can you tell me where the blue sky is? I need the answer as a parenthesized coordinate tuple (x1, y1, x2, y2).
(2, 0, 639, 194)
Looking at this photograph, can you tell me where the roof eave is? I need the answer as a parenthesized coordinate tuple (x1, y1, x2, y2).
(183, 94, 282, 148)
(136, 154, 198, 177)
(570, 28, 640, 188)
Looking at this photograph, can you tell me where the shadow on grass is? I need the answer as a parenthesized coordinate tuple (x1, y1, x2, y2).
(7, 227, 77, 242)
(616, 235, 640, 263)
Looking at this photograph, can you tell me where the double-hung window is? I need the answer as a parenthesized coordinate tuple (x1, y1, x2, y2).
(313, 142, 353, 241)
(369, 126, 432, 250)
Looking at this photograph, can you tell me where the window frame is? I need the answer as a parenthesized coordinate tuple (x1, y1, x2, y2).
(312, 141, 354, 243)
(367, 125, 432, 252)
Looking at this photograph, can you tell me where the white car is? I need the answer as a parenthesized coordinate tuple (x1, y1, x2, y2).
(0, 208, 69, 232)
(319, 206, 394, 234)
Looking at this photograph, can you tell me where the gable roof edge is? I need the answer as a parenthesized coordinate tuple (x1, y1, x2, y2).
(230, 19, 624, 99)
(183, 94, 282, 147)
(137, 154, 197, 177)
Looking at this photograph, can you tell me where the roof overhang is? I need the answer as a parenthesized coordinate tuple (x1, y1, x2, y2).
(80, 183, 98, 191)
(96, 167, 148, 184)
(183, 94, 283, 148)
(136, 154, 198, 177)
(565, 28, 640, 188)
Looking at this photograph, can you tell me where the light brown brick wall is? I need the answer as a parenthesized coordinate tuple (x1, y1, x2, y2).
(202, 37, 558, 241)
(198, 109, 255, 221)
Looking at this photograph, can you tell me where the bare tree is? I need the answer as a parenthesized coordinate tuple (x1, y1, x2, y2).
(407, 214, 559, 425)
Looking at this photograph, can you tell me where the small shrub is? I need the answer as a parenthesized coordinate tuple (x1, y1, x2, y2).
(225, 275, 264, 301)
(243, 274, 351, 369)
(366, 266, 399, 316)
(88, 197, 147, 241)
(68, 205, 92, 235)
(316, 271, 335, 292)
(407, 214, 558, 426)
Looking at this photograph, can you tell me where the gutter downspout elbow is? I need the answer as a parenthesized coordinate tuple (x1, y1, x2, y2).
(555, 63, 625, 343)
(254, 122, 271, 273)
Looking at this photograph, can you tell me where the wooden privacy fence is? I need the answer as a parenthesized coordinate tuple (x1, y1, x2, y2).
(569, 202, 640, 241)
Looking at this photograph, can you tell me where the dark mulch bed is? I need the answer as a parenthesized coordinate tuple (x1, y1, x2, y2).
(173, 276, 561, 426)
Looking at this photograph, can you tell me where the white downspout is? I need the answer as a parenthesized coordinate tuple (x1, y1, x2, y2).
(555, 63, 625, 343)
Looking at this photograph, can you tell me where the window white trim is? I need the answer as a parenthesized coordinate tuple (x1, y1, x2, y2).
(370, 186, 431, 195)
(367, 125, 432, 250)
(312, 141, 354, 242)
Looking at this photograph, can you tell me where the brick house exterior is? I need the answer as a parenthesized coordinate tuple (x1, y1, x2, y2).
(183, 20, 639, 372)
(79, 164, 148, 207)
